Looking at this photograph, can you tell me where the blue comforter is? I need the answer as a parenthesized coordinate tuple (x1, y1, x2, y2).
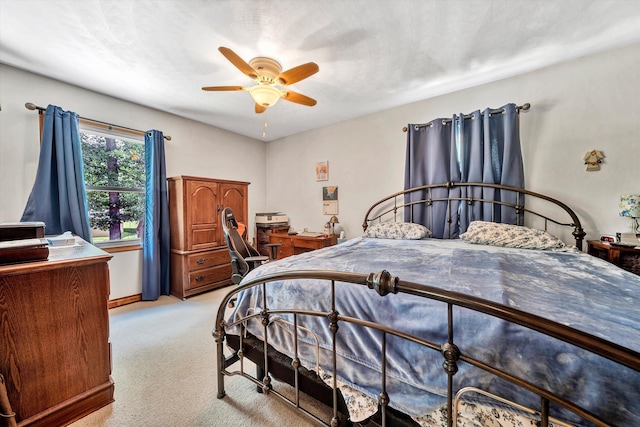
(229, 237, 640, 425)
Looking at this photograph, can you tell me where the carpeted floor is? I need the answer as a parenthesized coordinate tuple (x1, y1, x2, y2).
(70, 287, 327, 427)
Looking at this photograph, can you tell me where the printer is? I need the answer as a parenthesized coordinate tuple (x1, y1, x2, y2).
(255, 212, 288, 226)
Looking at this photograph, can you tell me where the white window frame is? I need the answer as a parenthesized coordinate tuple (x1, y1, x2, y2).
(79, 123, 145, 249)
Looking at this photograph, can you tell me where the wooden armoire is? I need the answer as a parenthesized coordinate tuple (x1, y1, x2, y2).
(168, 176, 249, 299)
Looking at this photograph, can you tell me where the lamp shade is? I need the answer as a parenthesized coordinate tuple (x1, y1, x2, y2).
(249, 85, 281, 107)
(620, 195, 640, 217)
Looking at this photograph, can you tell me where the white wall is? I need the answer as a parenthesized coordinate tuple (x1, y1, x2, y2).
(107, 250, 143, 300)
(0, 64, 266, 299)
(266, 42, 640, 244)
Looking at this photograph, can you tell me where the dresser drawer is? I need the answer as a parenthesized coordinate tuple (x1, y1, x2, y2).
(269, 236, 294, 258)
(294, 238, 326, 250)
(268, 233, 336, 259)
(189, 264, 232, 289)
(187, 248, 230, 270)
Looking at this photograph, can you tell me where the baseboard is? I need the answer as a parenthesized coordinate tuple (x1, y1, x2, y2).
(17, 379, 114, 427)
(108, 294, 142, 309)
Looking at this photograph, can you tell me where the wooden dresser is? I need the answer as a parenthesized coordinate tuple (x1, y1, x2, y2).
(168, 176, 249, 299)
(268, 232, 337, 259)
(0, 238, 113, 427)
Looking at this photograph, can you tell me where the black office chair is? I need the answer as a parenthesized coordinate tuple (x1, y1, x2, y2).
(222, 207, 269, 285)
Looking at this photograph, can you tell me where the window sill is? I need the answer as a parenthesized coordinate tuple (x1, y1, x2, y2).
(96, 242, 143, 253)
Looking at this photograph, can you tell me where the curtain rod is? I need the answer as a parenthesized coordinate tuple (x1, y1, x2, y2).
(25, 102, 172, 141)
(402, 103, 530, 132)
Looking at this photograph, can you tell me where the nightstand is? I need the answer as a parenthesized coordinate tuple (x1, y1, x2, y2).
(587, 240, 640, 276)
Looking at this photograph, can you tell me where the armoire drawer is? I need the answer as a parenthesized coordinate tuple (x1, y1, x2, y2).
(187, 248, 230, 271)
(189, 264, 233, 289)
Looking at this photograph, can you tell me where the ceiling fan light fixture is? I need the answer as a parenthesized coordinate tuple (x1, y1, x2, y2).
(205, 48, 318, 116)
(250, 85, 281, 107)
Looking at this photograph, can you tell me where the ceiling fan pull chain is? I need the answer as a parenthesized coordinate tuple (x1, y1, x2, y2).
(263, 111, 268, 139)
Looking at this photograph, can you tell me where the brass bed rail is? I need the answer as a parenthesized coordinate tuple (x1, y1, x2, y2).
(214, 270, 639, 427)
(362, 183, 586, 250)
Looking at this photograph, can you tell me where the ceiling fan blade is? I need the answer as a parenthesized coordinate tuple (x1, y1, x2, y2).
(277, 62, 319, 85)
(255, 104, 267, 114)
(218, 47, 259, 79)
(201, 85, 246, 91)
(282, 91, 317, 106)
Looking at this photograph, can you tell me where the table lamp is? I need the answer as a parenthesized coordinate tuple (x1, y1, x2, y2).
(329, 215, 339, 235)
(619, 194, 640, 234)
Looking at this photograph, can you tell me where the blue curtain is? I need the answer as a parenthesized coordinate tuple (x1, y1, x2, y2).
(405, 103, 524, 238)
(404, 118, 457, 238)
(142, 130, 170, 300)
(21, 105, 91, 241)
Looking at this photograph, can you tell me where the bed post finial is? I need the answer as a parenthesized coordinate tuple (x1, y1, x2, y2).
(366, 270, 399, 296)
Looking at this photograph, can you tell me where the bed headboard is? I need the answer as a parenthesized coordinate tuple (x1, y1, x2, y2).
(362, 182, 586, 250)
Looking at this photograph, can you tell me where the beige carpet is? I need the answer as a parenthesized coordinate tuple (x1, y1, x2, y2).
(70, 287, 329, 427)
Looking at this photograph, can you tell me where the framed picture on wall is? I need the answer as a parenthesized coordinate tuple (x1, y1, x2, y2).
(316, 161, 328, 181)
(322, 186, 338, 214)
(323, 200, 338, 215)
(322, 186, 338, 200)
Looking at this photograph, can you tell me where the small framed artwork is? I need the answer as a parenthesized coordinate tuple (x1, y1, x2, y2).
(323, 186, 338, 200)
(316, 161, 328, 181)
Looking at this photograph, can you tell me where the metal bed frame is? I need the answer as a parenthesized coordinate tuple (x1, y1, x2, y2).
(213, 184, 637, 426)
(362, 182, 586, 250)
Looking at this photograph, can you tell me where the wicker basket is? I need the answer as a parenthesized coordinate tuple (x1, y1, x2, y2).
(620, 252, 640, 276)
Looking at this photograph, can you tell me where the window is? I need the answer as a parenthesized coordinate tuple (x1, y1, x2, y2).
(80, 124, 145, 247)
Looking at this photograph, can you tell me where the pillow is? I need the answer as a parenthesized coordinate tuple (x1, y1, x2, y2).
(459, 221, 570, 251)
(364, 222, 432, 240)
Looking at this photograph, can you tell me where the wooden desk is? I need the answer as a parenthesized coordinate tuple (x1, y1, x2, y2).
(587, 239, 640, 276)
(0, 238, 113, 427)
(268, 232, 337, 259)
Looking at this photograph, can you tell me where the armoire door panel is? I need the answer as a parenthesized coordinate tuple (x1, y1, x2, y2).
(220, 184, 247, 226)
(186, 180, 219, 250)
(191, 228, 217, 249)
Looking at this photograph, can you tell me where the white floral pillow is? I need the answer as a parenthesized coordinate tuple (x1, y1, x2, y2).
(364, 222, 432, 240)
(459, 221, 571, 251)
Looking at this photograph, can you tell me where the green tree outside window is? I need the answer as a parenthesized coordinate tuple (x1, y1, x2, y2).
(81, 131, 145, 243)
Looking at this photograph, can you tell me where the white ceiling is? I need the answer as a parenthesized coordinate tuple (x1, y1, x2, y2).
(2, 0, 640, 142)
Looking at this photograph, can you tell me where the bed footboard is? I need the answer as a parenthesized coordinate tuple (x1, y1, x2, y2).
(213, 270, 639, 427)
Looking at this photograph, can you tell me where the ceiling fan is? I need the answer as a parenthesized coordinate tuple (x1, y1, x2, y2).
(202, 47, 319, 114)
